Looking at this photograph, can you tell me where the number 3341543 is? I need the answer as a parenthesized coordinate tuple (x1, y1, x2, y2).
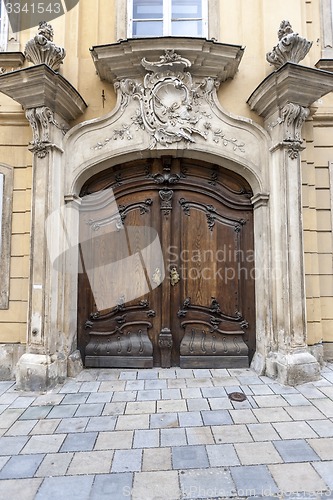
(5, 2, 62, 14)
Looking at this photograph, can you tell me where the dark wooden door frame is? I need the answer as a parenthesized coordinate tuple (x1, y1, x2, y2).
(77, 157, 255, 368)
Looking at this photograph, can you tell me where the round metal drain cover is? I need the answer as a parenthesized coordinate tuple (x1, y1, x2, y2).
(228, 392, 247, 402)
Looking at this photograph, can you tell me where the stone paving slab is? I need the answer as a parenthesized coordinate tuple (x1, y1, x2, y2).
(0, 363, 333, 499)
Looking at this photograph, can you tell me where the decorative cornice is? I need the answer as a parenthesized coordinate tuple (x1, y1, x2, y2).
(247, 63, 333, 119)
(266, 20, 312, 69)
(90, 37, 244, 84)
(0, 65, 87, 122)
(25, 22, 66, 72)
(315, 59, 333, 73)
(0, 52, 25, 74)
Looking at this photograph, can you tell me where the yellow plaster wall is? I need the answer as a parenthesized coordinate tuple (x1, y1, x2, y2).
(0, 113, 32, 344)
(312, 113, 333, 346)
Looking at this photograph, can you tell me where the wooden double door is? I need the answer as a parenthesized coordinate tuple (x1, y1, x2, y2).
(77, 157, 255, 368)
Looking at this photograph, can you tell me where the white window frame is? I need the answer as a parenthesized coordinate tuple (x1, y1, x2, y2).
(126, 0, 209, 39)
(0, 164, 13, 310)
(0, 0, 9, 51)
(320, 0, 333, 58)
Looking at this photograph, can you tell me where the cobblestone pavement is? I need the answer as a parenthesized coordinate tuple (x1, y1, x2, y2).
(0, 364, 333, 499)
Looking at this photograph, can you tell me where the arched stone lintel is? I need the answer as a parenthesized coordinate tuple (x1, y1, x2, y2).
(64, 95, 269, 199)
(67, 147, 266, 200)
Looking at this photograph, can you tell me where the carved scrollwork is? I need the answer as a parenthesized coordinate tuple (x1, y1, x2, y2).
(266, 20, 312, 69)
(208, 166, 219, 186)
(210, 297, 222, 314)
(139, 299, 149, 307)
(210, 316, 222, 331)
(206, 213, 216, 232)
(177, 297, 191, 318)
(159, 189, 174, 216)
(154, 172, 180, 185)
(92, 49, 248, 153)
(25, 105, 68, 158)
(280, 103, 310, 142)
(87, 199, 153, 231)
(234, 219, 246, 232)
(179, 198, 190, 216)
(25, 22, 66, 71)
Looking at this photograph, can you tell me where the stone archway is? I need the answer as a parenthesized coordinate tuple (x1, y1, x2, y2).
(13, 38, 328, 390)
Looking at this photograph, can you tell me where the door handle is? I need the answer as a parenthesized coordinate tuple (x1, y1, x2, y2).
(170, 267, 180, 286)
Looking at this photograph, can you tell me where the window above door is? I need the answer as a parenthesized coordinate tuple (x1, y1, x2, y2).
(115, 0, 219, 41)
(318, 0, 333, 64)
(128, 0, 208, 38)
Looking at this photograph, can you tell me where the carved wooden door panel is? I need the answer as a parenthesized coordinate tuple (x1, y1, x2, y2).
(77, 162, 163, 368)
(77, 158, 255, 368)
(169, 161, 255, 368)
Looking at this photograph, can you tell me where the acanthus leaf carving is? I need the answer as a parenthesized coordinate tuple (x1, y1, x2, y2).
(25, 106, 68, 158)
(24, 22, 66, 71)
(269, 102, 310, 159)
(266, 20, 312, 69)
(280, 103, 310, 142)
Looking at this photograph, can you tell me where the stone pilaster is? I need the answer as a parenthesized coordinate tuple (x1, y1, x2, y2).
(248, 63, 333, 385)
(0, 65, 86, 390)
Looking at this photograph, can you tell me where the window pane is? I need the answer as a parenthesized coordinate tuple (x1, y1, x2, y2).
(133, 0, 163, 19)
(172, 0, 202, 18)
(133, 20, 163, 37)
(171, 20, 202, 36)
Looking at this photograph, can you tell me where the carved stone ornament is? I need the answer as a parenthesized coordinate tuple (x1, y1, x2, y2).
(25, 106, 66, 158)
(25, 22, 66, 71)
(102, 49, 247, 151)
(280, 102, 310, 142)
(278, 102, 309, 159)
(266, 20, 312, 69)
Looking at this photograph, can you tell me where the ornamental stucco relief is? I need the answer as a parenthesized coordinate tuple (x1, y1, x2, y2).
(91, 50, 246, 152)
(266, 20, 312, 69)
(25, 22, 66, 72)
(25, 106, 69, 158)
